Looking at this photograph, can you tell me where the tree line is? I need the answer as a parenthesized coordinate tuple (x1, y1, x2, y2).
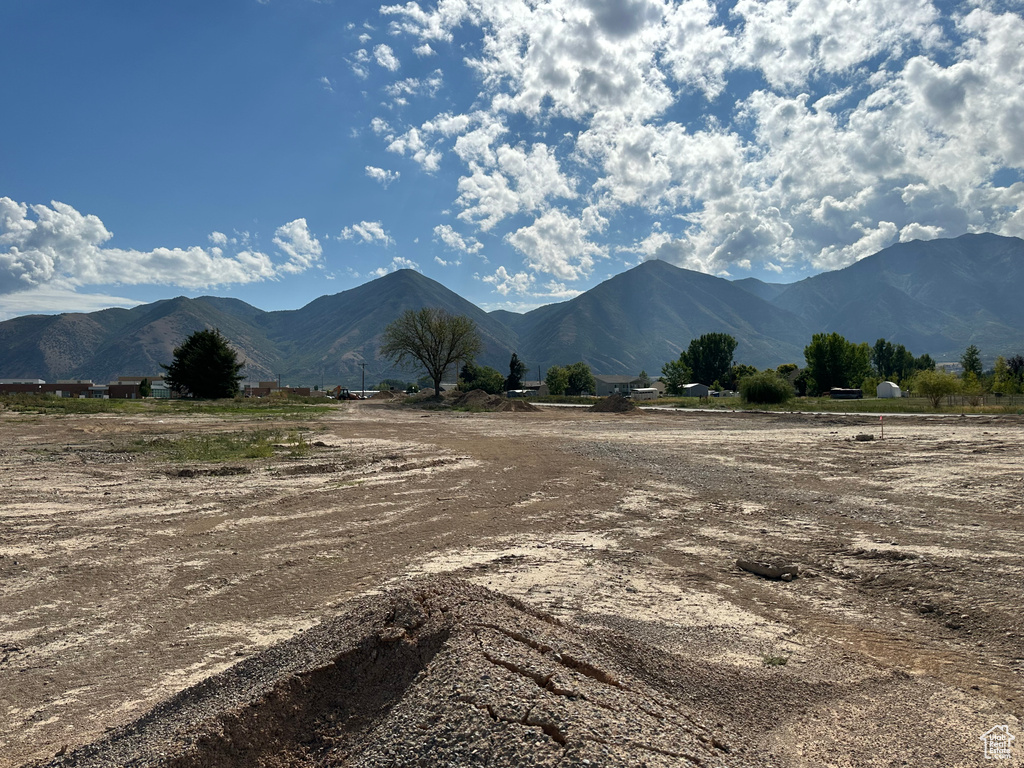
(159, 312, 1024, 407)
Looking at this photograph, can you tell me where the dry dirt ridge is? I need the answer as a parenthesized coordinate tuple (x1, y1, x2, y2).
(27, 578, 735, 767)
(2, 402, 1023, 767)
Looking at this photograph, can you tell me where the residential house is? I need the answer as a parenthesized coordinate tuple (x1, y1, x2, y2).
(594, 375, 646, 397)
(520, 380, 550, 396)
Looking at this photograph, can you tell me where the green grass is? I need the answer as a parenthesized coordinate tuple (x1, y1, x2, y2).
(762, 653, 790, 667)
(0, 393, 335, 418)
(128, 428, 314, 462)
(647, 394, 1024, 415)
(0, 394, 149, 414)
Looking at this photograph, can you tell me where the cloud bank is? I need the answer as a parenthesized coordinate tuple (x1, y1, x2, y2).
(367, 0, 1024, 296)
(0, 197, 322, 298)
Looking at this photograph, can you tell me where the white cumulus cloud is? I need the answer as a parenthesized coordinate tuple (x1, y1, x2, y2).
(273, 218, 323, 274)
(365, 165, 401, 186)
(374, 43, 400, 71)
(371, 256, 419, 276)
(433, 224, 484, 254)
(506, 210, 605, 281)
(339, 220, 395, 245)
(482, 266, 535, 295)
(368, 0, 1024, 283)
(0, 197, 311, 296)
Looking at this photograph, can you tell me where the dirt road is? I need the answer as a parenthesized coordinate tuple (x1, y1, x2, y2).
(1, 402, 1021, 766)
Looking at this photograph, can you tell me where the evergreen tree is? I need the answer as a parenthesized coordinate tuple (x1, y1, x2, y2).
(505, 352, 527, 391)
(960, 345, 982, 378)
(162, 329, 245, 399)
(1007, 354, 1024, 389)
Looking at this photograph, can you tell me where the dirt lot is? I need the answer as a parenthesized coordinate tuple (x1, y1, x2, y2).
(1, 402, 1022, 766)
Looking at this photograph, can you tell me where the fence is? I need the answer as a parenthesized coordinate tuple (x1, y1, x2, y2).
(943, 393, 1024, 408)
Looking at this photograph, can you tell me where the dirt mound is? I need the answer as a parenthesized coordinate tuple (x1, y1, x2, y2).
(405, 388, 436, 402)
(589, 393, 639, 413)
(370, 390, 399, 400)
(450, 388, 499, 408)
(498, 398, 540, 412)
(35, 579, 732, 768)
(449, 389, 539, 412)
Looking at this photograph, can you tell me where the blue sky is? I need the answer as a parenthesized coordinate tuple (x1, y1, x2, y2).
(2, 0, 1023, 320)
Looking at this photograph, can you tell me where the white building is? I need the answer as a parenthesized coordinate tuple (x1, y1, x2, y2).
(876, 381, 901, 398)
(681, 383, 710, 397)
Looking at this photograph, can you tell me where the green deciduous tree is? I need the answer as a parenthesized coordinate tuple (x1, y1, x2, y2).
(505, 352, 527, 391)
(637, 370, 651, 387)
(565, 361, 596, 396)
(459, 362, 505, 394)
(912, 368, 961, 408)
(870, 338, 934, 384)
(162, 328, 245, 399)
(803, 332, 872, 395)
(139, 378, 152, 398)
(380, 308, 482, 395)
(545, 366, 569, 396)
(726, 363, 758, 391)
(683, 333, 737, 386)
(991, 356, 1014, 394)
(660, 357, 692, 395)
(739, 370, 794, 405)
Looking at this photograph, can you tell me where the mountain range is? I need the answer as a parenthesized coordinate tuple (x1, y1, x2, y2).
(1, 233, 1022, 387)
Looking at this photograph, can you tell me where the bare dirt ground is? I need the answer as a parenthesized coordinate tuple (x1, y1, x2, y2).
(1, 402, 1022, 766)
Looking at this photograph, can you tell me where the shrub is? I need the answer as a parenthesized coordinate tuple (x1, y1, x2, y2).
(912, 368, 960, 408)
(739, 370, 794, 405)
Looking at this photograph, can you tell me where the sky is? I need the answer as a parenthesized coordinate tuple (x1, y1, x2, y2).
(2, 0, 1024, 321)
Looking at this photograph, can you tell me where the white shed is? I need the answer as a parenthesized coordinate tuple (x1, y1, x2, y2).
(681, 383, 710, 397)
(877, 381, 901, 398)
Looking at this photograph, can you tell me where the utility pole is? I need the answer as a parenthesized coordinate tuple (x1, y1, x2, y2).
(359, 362, 368, 397)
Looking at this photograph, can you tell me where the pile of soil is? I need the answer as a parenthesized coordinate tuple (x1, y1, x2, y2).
(33, 579, 732, 768)
(405, 388, 437, 402)
(448, 389, 539, 412)
(589, 394, 639, 413)
(450, 388, 500, 409)
(370, 390, 400, 400)
(498, 399, 540, 412)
